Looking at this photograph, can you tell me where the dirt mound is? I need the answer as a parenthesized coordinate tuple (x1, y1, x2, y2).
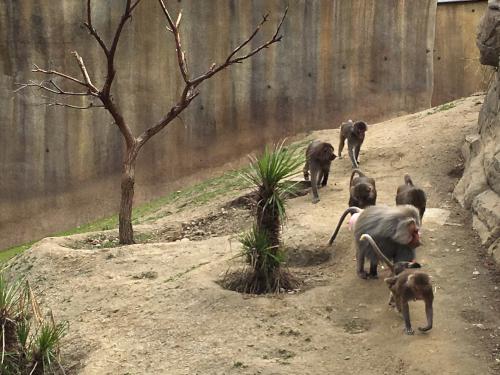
(68, 207, 253, 250)
(7, 96, 500, 375)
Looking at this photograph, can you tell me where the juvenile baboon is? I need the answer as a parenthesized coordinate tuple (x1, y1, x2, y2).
(338, 120, 368, 169)
(386, 271, 434, 335)
(328, 205, 421, 279)
(349, 169, 377, 208)
(303, 140, 337, 204)
(360, 233, 433, 335)
(396, 174, 427, 219)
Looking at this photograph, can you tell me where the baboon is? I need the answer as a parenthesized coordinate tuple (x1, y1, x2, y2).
(303, 140, 337, 204)
(328, 205, 421, 279)
(338, 120, 368, 169)
(361, 233, 433, 335)
(349, 169, 377, 208)
(386, 271, 434, 335)
(396, 174, 427, 219)
(360, 233, 422, 276)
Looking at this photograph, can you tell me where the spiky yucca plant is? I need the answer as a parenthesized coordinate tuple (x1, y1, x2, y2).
(31, 320, 68, 374)
(0, 275, 23, 355)
(238, 141, 304, 293)
(241, 141, 304, 247)
(239, 226, 285, 293)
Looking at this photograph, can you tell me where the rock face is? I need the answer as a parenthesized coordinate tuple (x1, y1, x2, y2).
(454, 5, 500, 263)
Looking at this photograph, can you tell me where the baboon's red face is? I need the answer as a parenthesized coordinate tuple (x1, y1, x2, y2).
(407, 221, 421, 248)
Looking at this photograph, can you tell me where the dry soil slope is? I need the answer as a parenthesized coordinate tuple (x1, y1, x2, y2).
(8, 95, 500, 375)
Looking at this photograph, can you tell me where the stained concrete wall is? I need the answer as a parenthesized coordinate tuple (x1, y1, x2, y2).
(1, 0, 438, 249)
(433, 0, 490, 106)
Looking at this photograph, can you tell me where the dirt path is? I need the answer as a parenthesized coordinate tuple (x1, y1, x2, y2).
(9, 95, 500, 374)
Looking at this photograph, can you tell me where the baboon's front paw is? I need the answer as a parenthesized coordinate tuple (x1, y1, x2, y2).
(404, 328, 415, 335)
(357, 271, 368, 279)
(312, 197, 320, 204)
(418, 326, 432, 332)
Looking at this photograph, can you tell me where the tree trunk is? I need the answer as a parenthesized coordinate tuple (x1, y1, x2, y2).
(256, 190, 281, 250)
(119, 149, 137, 245)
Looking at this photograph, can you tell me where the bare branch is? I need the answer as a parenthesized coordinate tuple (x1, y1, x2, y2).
(271, 6, 288, 41)
(130, 0, 142, 13)
(45, 101, 104, 110)
(101, 0, 142, 97)
(84, 0, 109, 57)
(136, 99, 191, 149)
(175, 11, 182, 28)
(137, 4, 288, 151)
(158, 0, 189, 82)
(14, 80, 93, 96)
(190, 7, 288, 87)
(225, 13, 269, 63)
(99, 94, 136, 149)
(31, 63, 88, 88)
(71, 51, 99, 93)
(109, 0, 133, 58)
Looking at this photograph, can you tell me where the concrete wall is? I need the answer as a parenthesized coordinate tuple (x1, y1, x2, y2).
(433, 0, 490, 106)
(1, 0, 438, 248)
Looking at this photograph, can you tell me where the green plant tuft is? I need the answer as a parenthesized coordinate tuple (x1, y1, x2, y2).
(31, 320, 68, 372)
(240, 226, 285, 273)
(240, 140, 304, 248)
(0, 275, 67, 374)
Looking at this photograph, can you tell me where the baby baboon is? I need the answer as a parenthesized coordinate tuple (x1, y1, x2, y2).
(338, 120, 368, 169)
(396, 174, 427, 219)
(349, 169, 377, 208)
(385, 269, 434, 335)
(303, 140, 337, 204)
(328, 205, 421, 279)
(361, 233, 433, 335)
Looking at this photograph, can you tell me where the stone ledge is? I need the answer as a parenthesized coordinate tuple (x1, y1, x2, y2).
(472, 189, 500, 246)
(488, 237, 500, 265)
(453, 152, 489, 209)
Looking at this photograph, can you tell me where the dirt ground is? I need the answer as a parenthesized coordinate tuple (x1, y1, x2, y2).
(8, 95, 500, 374)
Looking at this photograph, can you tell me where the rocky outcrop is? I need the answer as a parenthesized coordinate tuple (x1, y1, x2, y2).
(454, 4, 500, 263)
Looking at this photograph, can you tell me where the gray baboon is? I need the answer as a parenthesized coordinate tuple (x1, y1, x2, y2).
(303, 140, 337, 204)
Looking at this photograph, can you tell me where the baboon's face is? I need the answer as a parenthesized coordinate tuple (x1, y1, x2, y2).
(353, 184, 374, 201)
(354, 122, 367, 138)
(324, 145, 336, 161)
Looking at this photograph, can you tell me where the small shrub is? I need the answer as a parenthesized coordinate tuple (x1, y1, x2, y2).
(31, 319, 68, 374)
(240, 226, 284, 271)
(0, 275, 67, 374)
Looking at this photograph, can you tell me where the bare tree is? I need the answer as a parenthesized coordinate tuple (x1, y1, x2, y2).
(16, 0, 287, 244)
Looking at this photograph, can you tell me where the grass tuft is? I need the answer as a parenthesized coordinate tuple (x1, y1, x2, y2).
(0, 275, 67, 374)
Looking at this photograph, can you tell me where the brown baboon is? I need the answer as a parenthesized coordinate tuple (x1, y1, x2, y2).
(361, 233, 433, 335)
(385, 268, 434, 335)
(338, 120, 368, 169)
(303, 140, 337, 204)
(349, 169, 377, 208)
(396, 174, 427, 219)
(328, 205, 421, 279)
